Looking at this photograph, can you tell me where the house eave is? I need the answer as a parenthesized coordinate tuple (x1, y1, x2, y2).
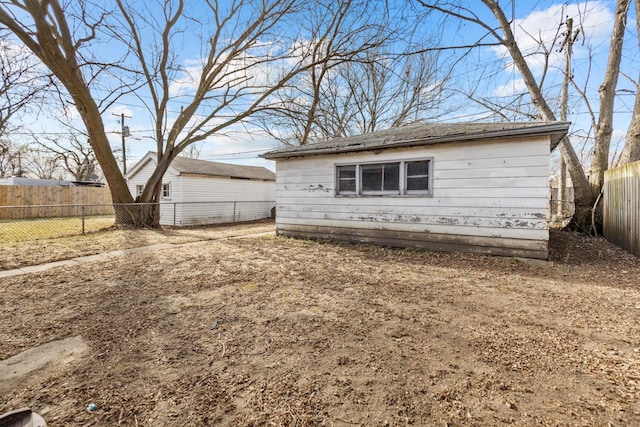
(179, 172, 275, 181)
(261, 122, 570, 160)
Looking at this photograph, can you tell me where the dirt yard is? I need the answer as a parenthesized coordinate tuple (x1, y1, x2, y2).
(1, 226, 639, 426)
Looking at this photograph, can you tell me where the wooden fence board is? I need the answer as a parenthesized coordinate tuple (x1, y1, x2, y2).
(0, 185, 113, 219)
(604, 161, 640, 257)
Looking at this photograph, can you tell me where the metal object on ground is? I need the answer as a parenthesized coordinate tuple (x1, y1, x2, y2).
(0, 408, 47, 427)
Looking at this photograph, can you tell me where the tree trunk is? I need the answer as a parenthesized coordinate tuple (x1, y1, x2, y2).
(0, 1, 135, 210)
(619, 0, 640, 165)
(113, 203, 159, 227)
(109, 151, 178, 227)
(482, 0, 595, 230)
(558, 158, 567, 217)
(590, 0, 630, 195)
(620, 85, 640, 164)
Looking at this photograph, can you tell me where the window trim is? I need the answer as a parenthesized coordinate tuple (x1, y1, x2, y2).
(161, 182, 171, 199)
(136, 184, 144, 196)
(335, 158, 433, 197)
(360, 162, 401, 195)
(336, 165, 357, 195)
(404, 160, 432, 195)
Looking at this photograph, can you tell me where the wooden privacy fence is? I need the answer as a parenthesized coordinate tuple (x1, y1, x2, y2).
(603, 161, 640, 257)
(0, 185, 113, 219)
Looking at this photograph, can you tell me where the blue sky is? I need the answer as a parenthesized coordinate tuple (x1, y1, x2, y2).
(10, 1, 639, 173)
(419, 0, 637, 165)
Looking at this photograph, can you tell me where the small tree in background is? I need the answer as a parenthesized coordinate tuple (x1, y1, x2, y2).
(0, 0, 391, 225)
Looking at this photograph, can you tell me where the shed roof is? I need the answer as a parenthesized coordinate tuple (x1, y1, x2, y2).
(128, 152, 275, 181)
(261, 121, 570, 160)
(169, 155, 275, 180)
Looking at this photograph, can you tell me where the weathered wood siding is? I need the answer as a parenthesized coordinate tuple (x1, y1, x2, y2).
(275, 136, 551, 259)
(0, 185, 112, 219)
(604, 161, 640, 257)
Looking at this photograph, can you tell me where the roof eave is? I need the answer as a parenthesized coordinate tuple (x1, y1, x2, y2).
(261, 122, 571, 160)
(125, 152, 155, 179)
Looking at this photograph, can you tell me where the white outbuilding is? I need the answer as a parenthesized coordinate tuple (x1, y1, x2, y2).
(127, 152, 275, 226)
(261, 122, 570, 259)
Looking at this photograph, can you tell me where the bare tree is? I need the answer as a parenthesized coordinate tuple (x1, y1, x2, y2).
(33, 133, 99, 181)
(258, 1, 449, 146)
(261, 0, 381, 146)
(0, 34, 51, 136)
(0, 31, 53, 178)
(618, 0, 640, 165)
(180, 144, 201, 160)
(264, 46, 448, 145)
(113, 0, 388, 205)
(21, 148, 61, 179)
(0, 0, 132, 217)
(417, 0, 632, 231)
(620, 78, 640, 165)
(589, 0, 630, 192)
(0, 0, 384, 225)
(0, 138, 25, 177)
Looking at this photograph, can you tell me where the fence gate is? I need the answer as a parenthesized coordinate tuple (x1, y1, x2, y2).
(603, 161, 640, 257)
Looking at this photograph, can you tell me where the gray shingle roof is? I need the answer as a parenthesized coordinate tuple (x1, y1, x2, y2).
(261, 121, 570, 159)
(169, 155, 275, 181)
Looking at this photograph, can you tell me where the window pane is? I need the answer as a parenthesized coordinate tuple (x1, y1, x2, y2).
(407, 161, 429, 177)
(339, 179, 356, 192)
(362, 163, 400, 192)
(337, 165, 356, 193)
(339, 166, 355, 179)
(407, 176, 429, 191)
(361, 165, 383, 191)
(383, 164, 399, 191)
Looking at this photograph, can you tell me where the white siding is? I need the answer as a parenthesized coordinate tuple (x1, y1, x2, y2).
(126, 158, 155, 196)
(127, 156, 275, 226)
(127, 157, 182, 226)
(274, 136, 552, 258)
(158, 168, 182, 225)
(174, 175, 275, 226)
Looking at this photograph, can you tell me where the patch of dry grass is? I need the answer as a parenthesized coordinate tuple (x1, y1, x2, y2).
(0, 216, 115, 242)
(0, 220, 275, 270)
(1, 231, 639, 425)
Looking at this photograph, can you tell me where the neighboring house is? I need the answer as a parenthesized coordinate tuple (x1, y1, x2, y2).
(126, 152, 275, 226)
(261, 121, 570, 259)
(0, 177, 104, 187)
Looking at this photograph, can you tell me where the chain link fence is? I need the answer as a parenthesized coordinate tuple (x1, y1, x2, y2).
(0, 200, 274, 243)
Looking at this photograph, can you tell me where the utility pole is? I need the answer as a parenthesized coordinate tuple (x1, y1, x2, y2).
(558, 17, 579, 218)
(113, 112, 132, 174)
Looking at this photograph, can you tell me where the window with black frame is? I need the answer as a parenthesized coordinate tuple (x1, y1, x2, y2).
(162, 183, 171, 198)
(361, 163, 400, 194)
(336, 159, 431, 196)
(337, 165, 356, 194)
(405, 160, 430, 194)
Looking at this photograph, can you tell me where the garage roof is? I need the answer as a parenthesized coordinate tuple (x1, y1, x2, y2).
(261, 121, 570, 160)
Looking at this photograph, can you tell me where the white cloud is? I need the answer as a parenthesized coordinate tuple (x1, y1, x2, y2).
(168, 40, 292, 97)
(492, 2, 615, 72)
(493, 78, 529, 97)
(196, 126, 279, 170)
(110, 105, 134, 118)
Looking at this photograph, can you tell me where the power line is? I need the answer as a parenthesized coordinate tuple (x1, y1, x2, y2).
(201, 147, 274, 156)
